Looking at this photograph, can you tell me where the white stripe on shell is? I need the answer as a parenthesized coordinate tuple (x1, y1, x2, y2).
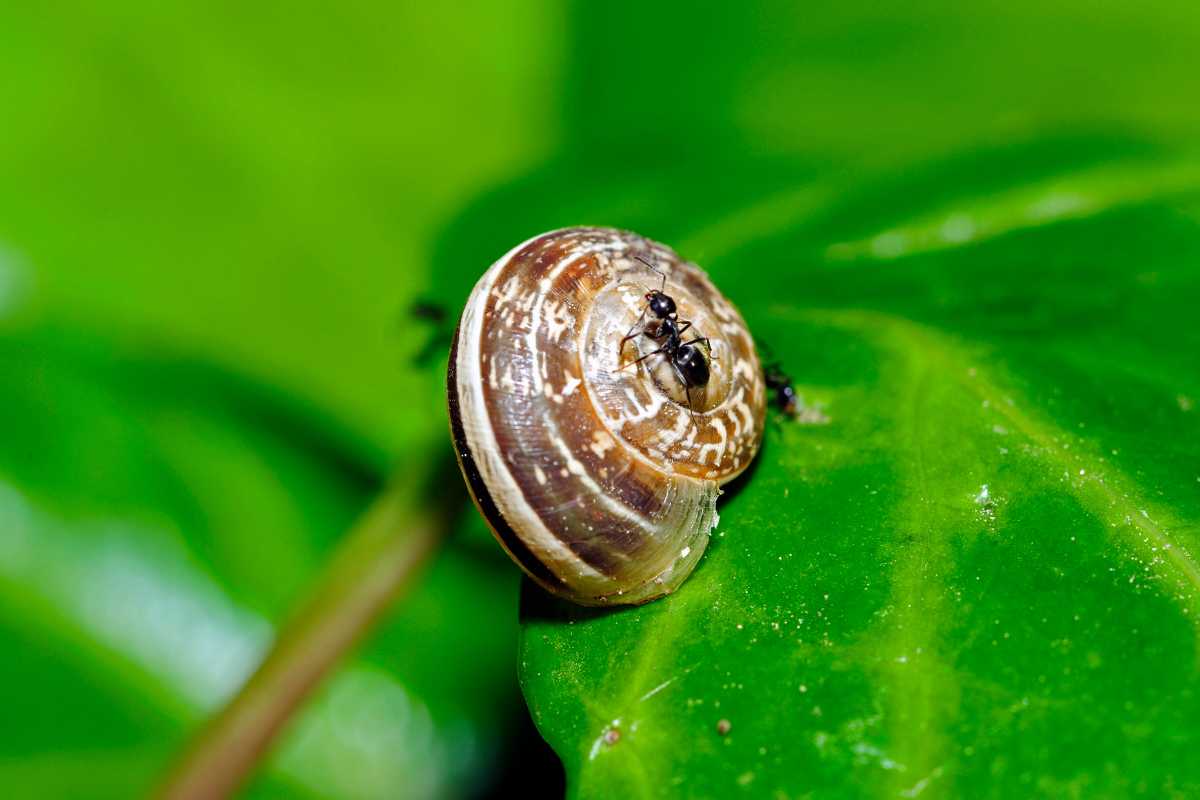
(457, 233, 608, 587)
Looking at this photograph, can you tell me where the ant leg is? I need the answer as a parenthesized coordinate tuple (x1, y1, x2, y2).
(619, 344, 668, 371)
(683, 336, 716, 360)
(668, 360, 697, 424)
(618, 306, 648, 358)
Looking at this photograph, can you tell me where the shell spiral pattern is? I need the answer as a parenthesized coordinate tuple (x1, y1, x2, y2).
(448, 227, 765, 605)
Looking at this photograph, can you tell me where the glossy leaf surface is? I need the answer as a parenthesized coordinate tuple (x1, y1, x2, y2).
(421, 3, 1200, 797)
(516, 163, 1200, 795)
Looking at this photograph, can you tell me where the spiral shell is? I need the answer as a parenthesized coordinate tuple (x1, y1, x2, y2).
(448, 227, 765, 605)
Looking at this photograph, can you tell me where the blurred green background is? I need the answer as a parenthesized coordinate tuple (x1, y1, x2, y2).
(0, 1, 1198, 798)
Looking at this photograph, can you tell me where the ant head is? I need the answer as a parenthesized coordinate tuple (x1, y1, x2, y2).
(646, 290, 676, 318)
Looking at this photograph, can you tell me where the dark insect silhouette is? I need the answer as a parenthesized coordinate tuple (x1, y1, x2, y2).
(756, 339, 803, 419)
(409, 299, 453, 367)
(618, 254, 714, 418)
(410, 300, 448, 324)
(763, 361, 799, 417)
(758, 344, 827, 424)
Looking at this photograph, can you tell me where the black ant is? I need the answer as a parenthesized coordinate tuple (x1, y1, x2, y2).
(759, 345, 827, 424)
(763, 361, 799, 417)
(756, 339, 800, 417)
(618, 254, 713, 417)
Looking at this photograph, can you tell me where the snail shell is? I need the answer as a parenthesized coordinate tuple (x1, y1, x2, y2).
(448, 227, 765, 605)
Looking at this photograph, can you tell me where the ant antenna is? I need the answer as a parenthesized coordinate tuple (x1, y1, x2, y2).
(634, 253, 667, 293)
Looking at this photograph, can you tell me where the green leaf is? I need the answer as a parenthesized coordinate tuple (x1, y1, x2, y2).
(405, 3, 1200, 794)
(0, 1, 560, 455)
(496, 148, 1200, 797)
(0, 328, 521, 798)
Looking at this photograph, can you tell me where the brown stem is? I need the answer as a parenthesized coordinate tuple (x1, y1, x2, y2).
(155, 453, 455, 800)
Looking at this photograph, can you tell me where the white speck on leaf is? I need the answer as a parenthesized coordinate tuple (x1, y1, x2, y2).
(638, 679, 673, 703)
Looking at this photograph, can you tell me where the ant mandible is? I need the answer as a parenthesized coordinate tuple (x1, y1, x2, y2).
(618, 254, 714, 418)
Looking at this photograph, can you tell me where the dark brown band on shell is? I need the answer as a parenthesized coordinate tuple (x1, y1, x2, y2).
(447, 324, 569, 591)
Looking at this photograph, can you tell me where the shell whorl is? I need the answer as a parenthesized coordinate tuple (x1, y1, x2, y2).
(448, 227, 765, 605)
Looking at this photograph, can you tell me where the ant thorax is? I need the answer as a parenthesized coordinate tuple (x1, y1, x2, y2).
(649, 316, 680, 341)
